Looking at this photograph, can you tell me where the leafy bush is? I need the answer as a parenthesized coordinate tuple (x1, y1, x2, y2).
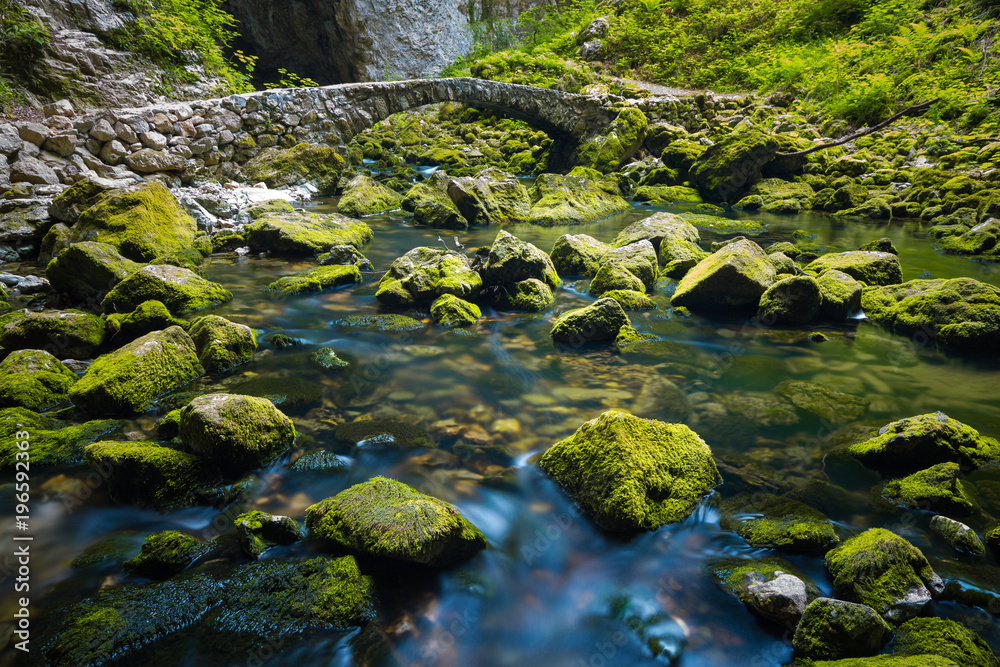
(0, 1, 51, 67)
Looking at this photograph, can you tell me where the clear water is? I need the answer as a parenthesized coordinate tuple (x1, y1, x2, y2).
(4, 197, 1000, 666)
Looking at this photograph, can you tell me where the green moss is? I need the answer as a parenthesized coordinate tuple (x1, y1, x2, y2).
(614, 325, 657, 347)
(492, 278, 554, 312)
(680, 212, 766, 234)
(757, 275, 823, 325)
(574, 107, 648, 173)
(550, 297, 630, 344)
(69, 326, 204, 415)
(447, 168, 531, 223)
(235, 510, 302, 559)
(891, 617, 997, 667)
(335, 314, 426, 332)
(0, 349, 77, 410)
(101, 265, 233, 315)
(156, 409, 182, 440)
(792, 598, 891, 660)
(602, 289, 657, 310)
(633, 185, 704, 204)
(46, 241, 143, 304)
(690, 128, 778, 201)
(0, 413, 120, 471)
(305, 476, 486, 566)
(589, 261, 645, 296)
(246, 199, 294, 220)
(71, 532, 143, 569)
(308, 347, 349, 371)
(671, 238, 776, 312)
(825, 528, 941, 623)
(185, 315, 256, 373)
(929, 515, 986, 556)
(848, 412, 1000, 473)
(936, 220, 1000, 255)
(375, 246, 483, 306)
(550, 233, 611, 276)
(402, 181, 467, 229)
(70, 182, 197, 262)
(483, 229, 560, 289)
(84, 441, 220, 510)
(264, 264, 362, 296)
(0, 309, 105, 359)
(242, 143, 347, 194)
(211, 232, 246, 252)
(245, 210, 374, 256)
(878, 462, 976, 517)
(719, 494, 840, 553)
(711, 556, 822, 603)
(123, 530, 213, 579)
(430, 293, 481, 326)
(806, 251, 902, 286)
(538, 410, 721, 531)
(106, 300, 186, 342)
(775, 380, 869, 423)
(818, 270, 863, 320)
(338, 174, 404, 217)
(526, 173, 630, 225)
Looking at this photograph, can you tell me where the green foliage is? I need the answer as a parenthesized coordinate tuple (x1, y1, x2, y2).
(0, 1, 51, 67)
(263, 67, 318, 89)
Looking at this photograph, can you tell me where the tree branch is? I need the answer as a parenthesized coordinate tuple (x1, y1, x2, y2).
(774, 97, 940, 158)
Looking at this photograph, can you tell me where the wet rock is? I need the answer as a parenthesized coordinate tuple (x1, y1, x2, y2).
(289, 450, 351, 472)
(264, 264, 361, 295)
(601, 289, 656, 310)
(230, 371, 323, 409)
(877, 462, 976, 517)
(848, 412, 1000, 473)
(551, 297, 630, 344)
(0, 309, 105, 359)
(375, 246, 481, 306)
(768, 251, 797, 275)
(241, 143, 346, 194)
(45, 241, 142, 303)
(757, 274, 822, 325)
(430, 293, 481, 326)
(774, 380, 869, 423)
(589, 261, 645, 295)
(187, 315, 256, 372)
(890, 617, 999, 666)
(527, 172, 630, 225)
(338, 173, 404, 217)
(602, 239, 659, 290)
(245, 209, 373, 255)
(0, 350, 77, 411)
(721, 392, 799, 427)
(336, 313, 425, 332)
(736, 178, 815, 211)
(49, 177, 112, 224)
(482, 229, 560, 289)
(123, 530, 214, 580)
(306, 476, 486, 566)
(630, 376, 691, 423)
(671, 238, 776, 312)
(825, 528, 943, 623)
(574, 107, 647, 173)
(235, 510, 302, 559)
(930, 515, 986, 556)
(102, 264, 233, 315)
(0, 410, 120, 471)
(69, 326, 204, 415)
(718, 493, 840, 554)
(817, 269, 863, 320)
(805, 250, 903, 286)
(538, 409, 721, 531)
(711, 557, 821, 627)
(860, 237, 898, 254)
(690, 127, 778, 201)
(106, 300, 186, 343)
(492, 277, 554, 311)
(318, 244, 373, 269)
(613, 211, 700, 250)
(403, 174, 467, 229)
(550, 233, 610, 276)
(860, 277, 1000, 350)
(792, 598, 891, 660)
(446, 167, 530, 223)
(9, 156, 59, 185)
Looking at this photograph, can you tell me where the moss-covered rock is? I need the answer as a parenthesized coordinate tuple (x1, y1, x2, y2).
(375, 246, 482, 306)
(106, 300, 187, 343)
(102, 264, 232, 315)
(769, 251, 797, 275)
(49, 177, 113, 224)
(603, 289, 656, 310)
(737, 178, 815, 211)
(848, 412, 1000, 473)
(859, 237, 898, 255)
(672, 238, 776, 312)
(929, 515, 986, 556)
(445, 167, 530, 223)
(245, 210, 374, 255)
(242, 143, 346, 194)
(338, 174, 404, 217)
(818, 270, 863, 320)
(633, 184, 704, 204)
(890, 617, 998, 666)
(84, 441, 220, 509)
(45, 241, 142, 304)
(69, 182, 197, 262)
(264, 264, 362, 296)
(430, 293, 481, 326)
(539, 410, 720, 531)
(805, 251, 902, 286)
(179, 394, 294, 476)
(0, 349, 77, 410)
(187, 315, 256, 373)
(859, 278, 1000, 350)
(757, 275, 823, 325)
(305, 476, 486, 566)
(574, 107, 647, 173)
(793, 598, 891, 660)
(550, 233, 610, 276)
(308, 347, 350, 370)
(551, 297, 630, 344)
(690, 127, 779, 201)
(710, 557, 821, 627)
(0, 414, 121, 471)
(336, 313, 426, 332)
(603, 240, 659, 291)
(775, 380, 869, 423)
(493, 277, 554, 311)
(0, 309, 105, 359)
(613, 211, 701, 251)
(878, 462, 976, 517)
(69, 326, 204, 415)
(235, 510, 302, 559)
(123, 530, 214, 579)
(527, 172, 630, 225)
(825, 528, 943, 623)
(936, 219, 1000, 255)
(402, 176, 467, 229)
(719, 494, 840, 554)
(482, 229, 560, 289)
(589, 261, 645, 296)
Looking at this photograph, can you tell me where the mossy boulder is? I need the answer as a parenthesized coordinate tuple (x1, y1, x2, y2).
(538, 410, 720, 531)
(84, 441, 220, 509)
(308, 347, 350, 371)
(402, 177, 467, 229)
(890, 617, 998, 666)
(757, 275, 823, 325)
(305, 476, 486, 567)
(186, 315, 256, 373)
(805, 251, 902, 286)
(245, 210, 374, 255)
(929, 515, 986, 556)
(602, 240, 659, 291)
(375, 246, 482, 306)
(775, 380, 869, 423)
(848, 412, 1000, 473)
(69, 326, 204, 415)
(49, 177, 113, 224)
(0, 413, 120, 470)
(493, 278, 554, 311)
(769, 251, 797, 275)
(574, 107, 647, 173)
(0, 309, 105, 359)
(613, 211, 701, 250)
(825, 528, 943, 623)
(792, 598, 891, 660)
(69, 182, 197, 262)
(430, 293, 481, 326)
(937, 219, 1000, 255)
(0, 349, 77, 410)
(589, 261, 645, 296)
(106, 300, 186, 342)
(859, 277, 1000, 349)
(179, 394, 295, 476)
(690, 127, 779, 201)
(338, 174, 404, 217)
(336, 313, 426, 332)
(550, 297, 630, 344)
(550, 233, 610, 276)
(878, 462, 976, 517)
(710, 557, 821, 627)
(818, 270, 863, 320)
(123, 530, 214, 579)
(601, 289, 656, 310)
(737, 178, 815, 210)
(633, 185, 703, 204)
(46, 241, 143, 304)
(482, 229, 560, 289)
(264, 264, 362, 295)
(242, 143, 346, 194)
(445, 167, 530, 223)
(671, 238, 776, 312)
(718, 494, 840, 554)
(527, 173, 630, 225)
(102, 264, 232, 315)
(235, 510, 302, 559)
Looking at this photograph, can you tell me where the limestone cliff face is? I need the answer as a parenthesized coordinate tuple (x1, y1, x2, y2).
(223, 0, 546, 85)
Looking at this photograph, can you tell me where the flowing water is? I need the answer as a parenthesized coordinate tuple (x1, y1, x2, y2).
(4, 191, 1000, 666)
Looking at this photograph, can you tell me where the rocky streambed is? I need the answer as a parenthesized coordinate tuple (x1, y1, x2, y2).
(2, 99, 1000, 666)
